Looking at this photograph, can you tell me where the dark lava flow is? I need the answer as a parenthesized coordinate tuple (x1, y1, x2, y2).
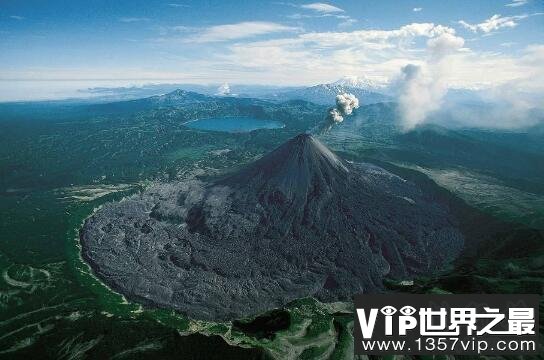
(80, 134, 464, 320)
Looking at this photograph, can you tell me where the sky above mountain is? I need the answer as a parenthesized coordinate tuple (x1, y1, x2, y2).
(1, 0, 543, 100)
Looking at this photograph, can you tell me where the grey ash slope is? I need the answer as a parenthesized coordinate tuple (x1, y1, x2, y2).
(81, 134, 463, 321)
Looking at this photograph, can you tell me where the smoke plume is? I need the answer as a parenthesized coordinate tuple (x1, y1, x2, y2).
(329, 93, 360, 122)
(397, 33, 464, 131)
(396, 38, 544, 131)
(334, 92, 359, 119)
(316, 93, 360, 134)
(328, 108, 344, 123)
(397, 64, 447, 131)
(216, 83, 231, 96)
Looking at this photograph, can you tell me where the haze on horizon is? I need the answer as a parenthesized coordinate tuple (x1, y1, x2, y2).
(1, 0, 543, 130)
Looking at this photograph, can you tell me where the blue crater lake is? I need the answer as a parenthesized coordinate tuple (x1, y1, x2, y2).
(184, 117, 285, 133)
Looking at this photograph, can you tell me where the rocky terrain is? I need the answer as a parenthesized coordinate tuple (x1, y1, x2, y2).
(80, 134, 464, 321)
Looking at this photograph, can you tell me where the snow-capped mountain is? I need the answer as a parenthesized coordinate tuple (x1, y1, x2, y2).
(330, 75, 384, 91)
(265, 76, 391, 106)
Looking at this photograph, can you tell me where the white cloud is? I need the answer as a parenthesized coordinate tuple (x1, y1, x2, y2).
(9, 15, 25, 20)
(505, 0, 528, 7)
(338, 17, 357, 28)
(435, 45, 544, 129)
(413, 8, 423, 12)
(296, 23, 456, 47)
(5, 19, 543, 115)
(186, 22, 298, 43)
(15, 21, 538, 93)
(427, 33, 465, 58)
(167, 3, 189, 7)
(119, 17, 150, 23)
(169, 25, 195, 32)
(293, 2, 355, 28)
(213, 23, 460, 87)
(201, 21, 541, 119)
(300, 3, 344, 13)
(458, 14, 529, 33)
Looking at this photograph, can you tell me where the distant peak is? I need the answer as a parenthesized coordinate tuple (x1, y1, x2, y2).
(168, 89, 188, 96)
(330, 75, 382, 89)
(153, 89, 209, 103)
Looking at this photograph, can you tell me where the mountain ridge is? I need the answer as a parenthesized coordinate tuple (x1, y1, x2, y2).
(265, 77, 391, 105)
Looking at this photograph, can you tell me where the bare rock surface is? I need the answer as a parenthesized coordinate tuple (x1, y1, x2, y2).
(80, 134, 464, 320)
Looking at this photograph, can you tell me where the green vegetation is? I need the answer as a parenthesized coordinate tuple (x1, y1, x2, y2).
(1, 96, 543, 358)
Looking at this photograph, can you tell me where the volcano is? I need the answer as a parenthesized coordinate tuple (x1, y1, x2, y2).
(81, 134, 464, 320)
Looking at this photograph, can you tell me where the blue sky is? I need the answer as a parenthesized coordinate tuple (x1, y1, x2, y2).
(0, 0, 543, 100)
